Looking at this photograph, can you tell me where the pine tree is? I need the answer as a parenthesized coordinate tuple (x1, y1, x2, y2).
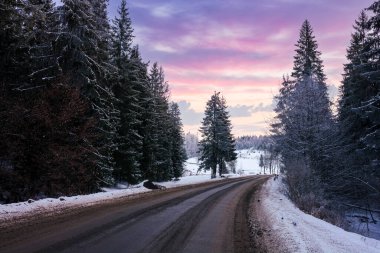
(292, 20, 326, 83)
(337, 3, 380, 201)
(271, 75, 294, 164)
(199, 92, 237, 178)
(146, 63, 172, 181)
(217, 96, 237, 175)
(109, 0, 142, 184)
(168, 102, 187, 179)
(357, 1, 380, 196)
(54, 0, 118, 187)
(259, 154, 264, 172)
(272, 21, 333, 198)
(0, 0, 29, 87)
(25, 0, 59, 88)
(110, 0, 134, 68)
(337, 11, 372, 197)
(130, 47, 158, 182)
(339, 11, 370, 134)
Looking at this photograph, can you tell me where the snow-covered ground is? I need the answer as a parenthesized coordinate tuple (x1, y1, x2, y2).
(0, 149, 265, 221)
(235, 149, 267, 175)
(184, 149, 272, 176)
(254, 177, 380, 253)
(0, 175, 226, 222)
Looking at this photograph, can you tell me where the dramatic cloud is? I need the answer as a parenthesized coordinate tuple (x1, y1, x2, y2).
(177, 101, 204, 126)
(229, 105, 254, 118)
(229, 102, 275, 118)
(250, 102, 276, 114)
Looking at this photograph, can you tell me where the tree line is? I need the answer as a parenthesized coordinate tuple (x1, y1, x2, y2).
(0, 0, 186, 203)
(271, 0, 380, 218)
(235, 135, 270, 150)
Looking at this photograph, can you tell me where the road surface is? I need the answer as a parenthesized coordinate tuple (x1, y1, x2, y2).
(0, 176, 270, 253)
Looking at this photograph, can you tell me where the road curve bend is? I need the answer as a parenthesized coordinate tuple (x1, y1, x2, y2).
(0, 176, 270, 253)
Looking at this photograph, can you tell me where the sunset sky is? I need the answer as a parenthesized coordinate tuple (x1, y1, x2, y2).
(107, 0, 374, 136)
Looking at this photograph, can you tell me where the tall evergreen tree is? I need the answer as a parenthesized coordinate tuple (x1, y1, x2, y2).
(146, 63, 172, 181)
(130, 47, 157, 182)
(25, 0, 59, 88)
(110, 0, 141, 184)
(292, 20, 326, 83)
(272, 21, 333, 200)
(337, 3, 380, 202)
(54, 0, 118, 187)
(337, 11, 372, 197)
(357, 1, 380, 197)
(110, 0, 134, 68)
(0, 0, 28, 87)
(199, 92, 237, 178)
(168, 102, 187, 179)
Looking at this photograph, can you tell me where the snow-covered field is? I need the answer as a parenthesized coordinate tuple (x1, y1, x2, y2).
(0, 149, 264, 221)
(184, 149, 271, 176)
(236, 149, 268, 175)
(255, 177, 380, 253)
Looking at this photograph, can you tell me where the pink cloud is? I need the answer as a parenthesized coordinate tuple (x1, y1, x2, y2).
(108, 0, 375, 135)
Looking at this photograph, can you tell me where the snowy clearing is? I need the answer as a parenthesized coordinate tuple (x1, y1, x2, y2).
(184, 149, 270, 176)
(236, 149, 268, 175)
(254, 177, 380, 253)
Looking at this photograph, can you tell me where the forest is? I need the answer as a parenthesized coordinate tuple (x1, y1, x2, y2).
(271, 0, 380, 223)
(0, 0, 187, 203)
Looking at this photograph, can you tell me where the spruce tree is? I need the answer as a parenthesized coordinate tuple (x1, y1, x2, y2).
(338, 11, 371, 197)
(292, 20, 326, 83)
(339, 11, 370, 133)
(110, 0, 142, 184)
(168, 102, 187, 179)
(130, 47, 157, 182)
(272, 21, 333, 197)
(217, 96, 237, 175)
(358, 1, 380, 196)
(25, 0, 59, 88)
(54, 0, 118, 187)
(259, 154, 264, 172)
(0, 0, 28, 87)
(110, 0, 134, 68)
(199, 92, 237, 178)
(337, 3, 380, 201)
(146, 63, 172, 181)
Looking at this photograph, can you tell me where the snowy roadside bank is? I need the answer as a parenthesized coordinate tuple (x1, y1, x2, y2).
(251, 177, 380, 253)
(1, 149, 263, 224)
(0, 174, 231, 224)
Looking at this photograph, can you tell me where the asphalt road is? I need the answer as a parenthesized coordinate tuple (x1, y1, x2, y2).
(0, 176, 270, 253)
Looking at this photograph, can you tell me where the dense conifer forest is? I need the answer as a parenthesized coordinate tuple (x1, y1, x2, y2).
(271, 1, 380, 218)
(0, 0, 187, 203)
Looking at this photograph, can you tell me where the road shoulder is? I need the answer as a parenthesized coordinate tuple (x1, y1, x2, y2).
(250, 177, 380, 253)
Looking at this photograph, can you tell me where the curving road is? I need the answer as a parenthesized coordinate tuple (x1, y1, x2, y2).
(0, 176, 270, 253)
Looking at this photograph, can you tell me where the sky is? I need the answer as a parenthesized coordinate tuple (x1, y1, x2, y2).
(105, 0, 374, 136)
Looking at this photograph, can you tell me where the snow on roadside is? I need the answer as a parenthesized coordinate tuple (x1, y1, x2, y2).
(257, 177, 380, 253)
(0, 174, 228, 223)
(0, 149, 262, 222)
(0, 185, 151, 222)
